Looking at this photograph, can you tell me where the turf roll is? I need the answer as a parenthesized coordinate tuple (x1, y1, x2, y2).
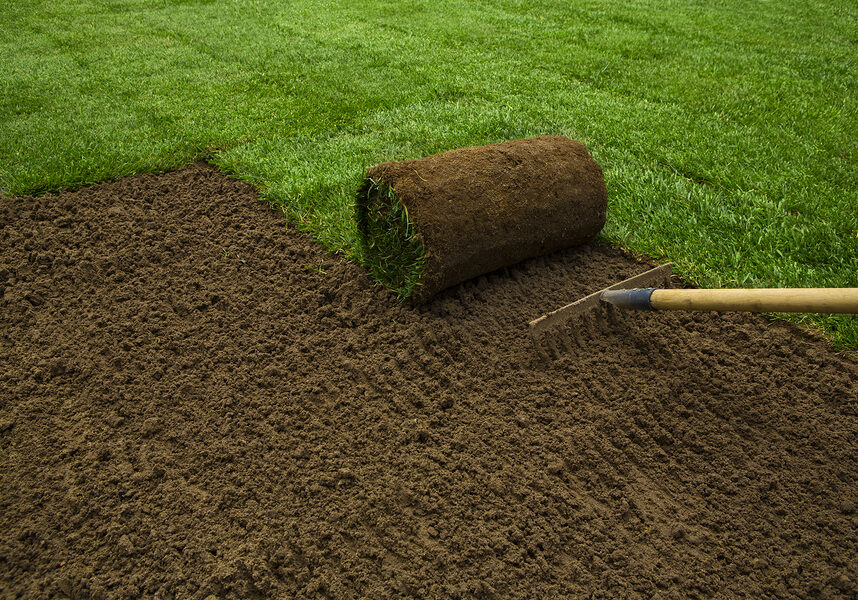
(357, 135, 608, 301)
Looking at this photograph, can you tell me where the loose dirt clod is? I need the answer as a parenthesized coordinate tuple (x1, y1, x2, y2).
(358, 136, 607, 301)
(1, 163, 857, 599)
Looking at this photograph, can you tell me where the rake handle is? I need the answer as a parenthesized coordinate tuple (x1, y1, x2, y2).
(603, 288, 858, 314)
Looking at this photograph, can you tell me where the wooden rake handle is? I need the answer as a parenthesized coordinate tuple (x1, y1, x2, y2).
(601, 288, 858, 314)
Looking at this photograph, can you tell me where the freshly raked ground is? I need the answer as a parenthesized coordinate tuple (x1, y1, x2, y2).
(1, 0, 856, 348)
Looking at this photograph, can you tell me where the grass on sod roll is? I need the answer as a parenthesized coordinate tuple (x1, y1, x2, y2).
(356, 179, 426, 300)
(1, 0, 856, 350)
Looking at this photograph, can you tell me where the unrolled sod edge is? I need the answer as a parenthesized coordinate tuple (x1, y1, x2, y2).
(356, 178, 427, 300)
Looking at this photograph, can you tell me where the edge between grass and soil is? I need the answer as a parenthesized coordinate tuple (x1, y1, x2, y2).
(1, 0, 856, 350)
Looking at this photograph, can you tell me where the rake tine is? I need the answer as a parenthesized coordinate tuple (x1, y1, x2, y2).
(606, 302, 619, 326)
(531, 332, 552, 363)
(557, 324, 575, 354)
(571, 315, 587, 347)
(544, 331, 563, 361)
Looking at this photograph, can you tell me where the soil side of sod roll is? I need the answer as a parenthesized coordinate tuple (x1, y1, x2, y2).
(2, 163, 857, 599)
(358, 135, 607, 301)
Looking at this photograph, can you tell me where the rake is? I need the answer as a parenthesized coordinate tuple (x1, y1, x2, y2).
(528, 263, 858, 360)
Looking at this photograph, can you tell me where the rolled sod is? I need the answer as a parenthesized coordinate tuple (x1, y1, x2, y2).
(356, 135, 608, 301)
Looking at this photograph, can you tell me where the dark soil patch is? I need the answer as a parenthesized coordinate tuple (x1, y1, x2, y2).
(360, 136, 607, 301)
(1, 163, 856, 599)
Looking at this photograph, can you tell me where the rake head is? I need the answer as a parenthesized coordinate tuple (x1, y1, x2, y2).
(528, 263, 674, 361)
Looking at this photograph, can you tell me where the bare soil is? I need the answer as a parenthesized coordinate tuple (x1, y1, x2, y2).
(1, 163, 856, 599)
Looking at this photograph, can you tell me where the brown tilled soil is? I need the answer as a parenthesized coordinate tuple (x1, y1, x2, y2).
(1, 163, 857, 600)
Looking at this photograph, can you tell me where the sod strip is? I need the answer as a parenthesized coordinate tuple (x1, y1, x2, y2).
(358, 137, 607, 303)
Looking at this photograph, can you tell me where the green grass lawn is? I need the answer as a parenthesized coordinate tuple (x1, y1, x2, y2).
(2, 0, 856, 348)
